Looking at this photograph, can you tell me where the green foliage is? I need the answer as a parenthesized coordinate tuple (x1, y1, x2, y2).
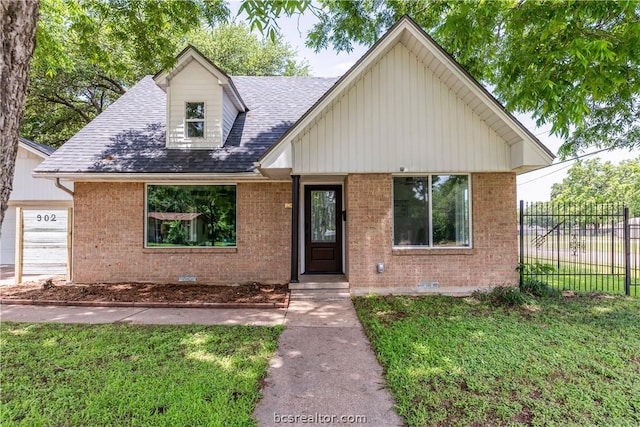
(147, 185, 236, 246)
(520, 278, 562, 298)
(551, 157, 640, 217)
(474, 286, 532, 307)
(166, 220, 189, 245)
(1, 322, 283, 426)
(517, 263, 561, 298)
(239, 0, 312, 42)
(354, 295, 640, 426)
(244, 1, 640, 157)
(187, 23, 309, 76)
(517, 262, 557, 277)
(23, 1, 308, 147)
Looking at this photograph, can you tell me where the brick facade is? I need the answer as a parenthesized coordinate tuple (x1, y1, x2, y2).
(345, 173, 518, 288)
(73, 174, 517, 288)
(72, 182, 291, 284)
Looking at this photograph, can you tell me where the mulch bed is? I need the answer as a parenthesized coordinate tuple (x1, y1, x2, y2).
(0, 277, 289, 308)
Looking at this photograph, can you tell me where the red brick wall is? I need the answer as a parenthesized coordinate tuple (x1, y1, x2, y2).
(72, 182, 291, 284)
(345, 173, 518, 288)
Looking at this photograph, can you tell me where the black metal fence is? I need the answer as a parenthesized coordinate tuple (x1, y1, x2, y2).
(519, 201, 639, 296)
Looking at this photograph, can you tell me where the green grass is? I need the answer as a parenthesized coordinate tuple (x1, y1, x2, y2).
(545, 269, 640, 297)
(354, 295, 640, 426)
(0, 323, 282, 426)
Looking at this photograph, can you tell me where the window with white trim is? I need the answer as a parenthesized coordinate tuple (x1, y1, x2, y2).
(393, 175, 470, 247)
(185, 102, 205, 138)
(146, 185, 236, 247)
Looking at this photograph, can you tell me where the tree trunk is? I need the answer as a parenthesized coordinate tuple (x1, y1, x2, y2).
(0, 0, 39, 229)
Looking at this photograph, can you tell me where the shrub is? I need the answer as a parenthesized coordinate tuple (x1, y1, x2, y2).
(474, 286, 531, 307)
(520, 278, 561, 298)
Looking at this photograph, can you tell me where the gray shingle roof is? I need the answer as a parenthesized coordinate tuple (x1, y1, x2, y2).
(35, 75, 337, 175)
(19, 137, 55, 156)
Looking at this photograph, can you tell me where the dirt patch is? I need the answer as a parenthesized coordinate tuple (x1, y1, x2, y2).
(0, 277, 288, 305)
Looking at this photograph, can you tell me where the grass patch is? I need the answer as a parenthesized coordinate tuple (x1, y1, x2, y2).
(354, 295, 640, 426)
(546, 268, 639, 297)
(0, 322, 282, 426)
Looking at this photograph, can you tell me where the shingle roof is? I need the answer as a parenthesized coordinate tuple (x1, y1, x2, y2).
(34, 75, 337, 175)
(19, 137, 55, 157)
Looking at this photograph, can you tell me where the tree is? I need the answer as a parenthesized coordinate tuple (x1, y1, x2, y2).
(0, 0, 39, 229)
(242, 1, 640, 158)
(21, 0, 230, 148)
(23, 6, 309, 148)
(188, 23, 309, 77)
(551, 157, 640, 216)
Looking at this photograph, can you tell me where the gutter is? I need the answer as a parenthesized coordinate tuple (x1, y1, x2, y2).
(34, 172, 273, 182)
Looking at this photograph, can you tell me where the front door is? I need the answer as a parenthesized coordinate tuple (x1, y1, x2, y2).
(304, 185, 342, 273)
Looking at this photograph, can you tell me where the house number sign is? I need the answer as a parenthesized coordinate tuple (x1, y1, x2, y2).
(36, 213, 57, 222)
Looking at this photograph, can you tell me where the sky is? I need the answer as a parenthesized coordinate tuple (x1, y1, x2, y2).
(231, 3, 639, 202)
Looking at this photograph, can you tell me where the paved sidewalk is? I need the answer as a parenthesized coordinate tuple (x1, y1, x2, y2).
(254, 291, 403, 426)
(0, 304, 286, 326)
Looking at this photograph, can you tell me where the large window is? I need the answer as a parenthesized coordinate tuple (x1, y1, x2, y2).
(185, 102, 205, 138)
(146, 185, 236, 247)
(393, 175, 470, 247)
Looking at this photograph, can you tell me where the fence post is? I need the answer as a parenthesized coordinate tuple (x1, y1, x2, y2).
(519, 200, 524, 286)
(624, 207, 631, 296)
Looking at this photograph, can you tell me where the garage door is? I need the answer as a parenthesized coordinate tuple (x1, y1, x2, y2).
(21, 209, 69, 275)
(0, 207, 17, 265)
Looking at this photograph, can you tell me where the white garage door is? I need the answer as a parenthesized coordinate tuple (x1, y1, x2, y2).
(22, 209, 69, 275)
(0, 206, 17, 265)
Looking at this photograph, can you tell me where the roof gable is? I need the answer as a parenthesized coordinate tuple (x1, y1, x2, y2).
(154, 45, 246, 112)
(258, 15, 554, 174)
(19, 137, 54, 158)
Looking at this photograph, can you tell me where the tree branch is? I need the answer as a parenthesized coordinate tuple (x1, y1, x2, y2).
(37, 94, 91, 122)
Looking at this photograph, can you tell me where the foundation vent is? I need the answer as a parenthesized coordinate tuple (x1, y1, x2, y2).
(418, 282, 439, 289)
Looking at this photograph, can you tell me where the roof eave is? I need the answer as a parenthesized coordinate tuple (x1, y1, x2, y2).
(31, 171, 272, 182)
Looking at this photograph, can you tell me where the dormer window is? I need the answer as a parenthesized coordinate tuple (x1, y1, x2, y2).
(155, 46, 247, 149)
(185, 102, 205, 138)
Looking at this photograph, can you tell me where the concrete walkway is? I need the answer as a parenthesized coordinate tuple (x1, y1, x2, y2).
(0, 304, 286, 326)
(1, 291, 404, 426)
(254, 291, 403, 426)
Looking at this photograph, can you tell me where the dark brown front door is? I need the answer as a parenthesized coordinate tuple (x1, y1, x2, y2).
(304, 185, 342, 273)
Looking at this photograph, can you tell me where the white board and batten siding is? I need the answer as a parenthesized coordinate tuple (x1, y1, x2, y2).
(222, 90, 237, 143)
(0, 208, 17, 265)
(292, 42, 510, 175)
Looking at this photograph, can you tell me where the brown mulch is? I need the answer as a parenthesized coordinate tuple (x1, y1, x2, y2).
(0, 277, 288, 305)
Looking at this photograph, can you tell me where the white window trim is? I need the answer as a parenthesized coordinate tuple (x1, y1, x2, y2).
(185, 101, 205, 139)
(144, 183, 238, 249)
(391, 173, 473, 249)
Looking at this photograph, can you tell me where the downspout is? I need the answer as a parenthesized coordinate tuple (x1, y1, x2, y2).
(55, 178, 74, 197)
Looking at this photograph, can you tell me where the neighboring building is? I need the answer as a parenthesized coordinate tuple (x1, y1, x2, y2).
(1, 138, 73, 275)
(34, 17, 554, 291)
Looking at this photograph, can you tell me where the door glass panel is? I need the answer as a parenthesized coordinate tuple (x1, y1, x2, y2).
(311, 190, 336, 242)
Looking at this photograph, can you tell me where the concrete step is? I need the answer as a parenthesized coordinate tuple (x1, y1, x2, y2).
(289, 282, 349, 290)
(290, 290, 351, 301)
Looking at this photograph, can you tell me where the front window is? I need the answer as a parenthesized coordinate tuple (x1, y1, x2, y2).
(393, 175, 470, 247)
(146, 185, 236, 247)
(185, 102, 205, 138)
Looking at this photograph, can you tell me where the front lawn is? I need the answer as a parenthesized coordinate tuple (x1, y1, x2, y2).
(354, 295, 640, 426)
(0, 323, 282, 426)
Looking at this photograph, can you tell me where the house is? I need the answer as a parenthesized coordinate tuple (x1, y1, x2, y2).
(33, 16, 554, 291)
(1, 138, 73, 281)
